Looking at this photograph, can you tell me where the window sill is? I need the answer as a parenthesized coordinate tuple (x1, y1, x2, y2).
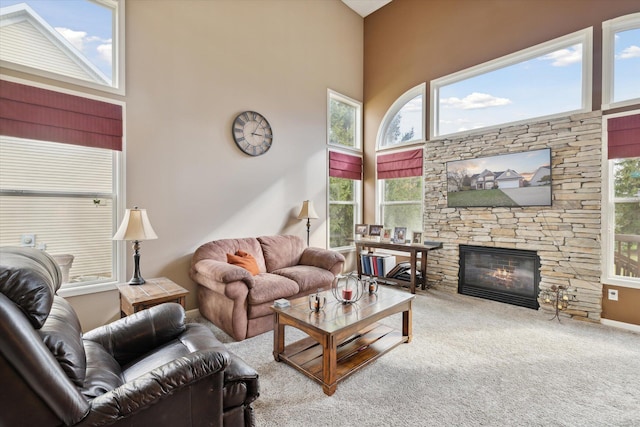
(602, 277, 640, 290)
(58, 281, 118, 298)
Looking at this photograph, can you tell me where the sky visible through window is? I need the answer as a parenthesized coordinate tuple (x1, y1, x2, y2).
(1, 0, 113, 79)
(614, 28, 640, 103)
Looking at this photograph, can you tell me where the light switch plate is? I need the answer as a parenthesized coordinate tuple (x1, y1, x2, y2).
(607, 289, 619, 301)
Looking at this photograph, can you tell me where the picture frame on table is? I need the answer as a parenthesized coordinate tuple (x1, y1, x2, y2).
(382, 228, 392, 242)
(355, 224, 369, 238)
(393, 227, 407, 243)
(368, 225, 383, 237)
(412, 231, 423, 244)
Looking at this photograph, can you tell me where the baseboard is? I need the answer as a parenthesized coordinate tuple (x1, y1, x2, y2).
(185, 308, 200, 317)
(601, 318, 640, 333)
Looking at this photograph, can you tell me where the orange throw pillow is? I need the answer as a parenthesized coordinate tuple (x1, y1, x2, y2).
(226, 250, 260, 276)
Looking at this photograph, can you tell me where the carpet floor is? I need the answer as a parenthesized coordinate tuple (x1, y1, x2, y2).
(188, 286, 640, 427)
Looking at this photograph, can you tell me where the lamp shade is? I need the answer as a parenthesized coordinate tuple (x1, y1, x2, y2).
(113, 207, 158, 241)
(297, 200, 319, 220)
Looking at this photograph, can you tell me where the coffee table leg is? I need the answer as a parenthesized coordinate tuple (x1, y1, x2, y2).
(273, 313, 285, 362)
(403, 301, 413, 343)
(322, 335, 337, 396)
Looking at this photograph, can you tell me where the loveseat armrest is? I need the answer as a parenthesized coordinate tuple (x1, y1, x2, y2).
(83, 303, 187, 366)
(77, 349, 229, 427)
(192, 259, 255, 288)
(299, 247, 345, 276)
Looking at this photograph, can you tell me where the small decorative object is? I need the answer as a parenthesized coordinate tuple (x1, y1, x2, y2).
(355, 224, 369, 239)
(113, 206, 158, 285)
(331, 272, 365, 304)
(308, 289, 326, 312)
(232, 111, 273, 156)
(364, 276, 378, 294)
(368, 224, 383, 242)
(274, 298, 290, 308)
(382, 228, 392, 242)
(412, 231, 423, 244)
(393, 227, 407, 243)
(297, 200, 319, 246)
(539, 284, 576, 321)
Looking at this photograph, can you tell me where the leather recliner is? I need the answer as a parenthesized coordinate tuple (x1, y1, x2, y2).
(0, 246, 259, 426)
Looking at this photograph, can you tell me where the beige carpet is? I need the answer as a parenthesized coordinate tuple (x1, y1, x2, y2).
(188, 286, 640, 427)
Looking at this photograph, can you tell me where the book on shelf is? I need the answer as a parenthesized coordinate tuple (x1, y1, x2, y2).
(360, 252, 397, 277)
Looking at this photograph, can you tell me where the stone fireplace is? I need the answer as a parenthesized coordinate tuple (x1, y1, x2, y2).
(459, 245, 540, 309)
(422, 111, 603, 322)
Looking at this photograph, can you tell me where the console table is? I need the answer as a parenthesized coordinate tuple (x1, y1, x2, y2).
(354, 240, 442, 294)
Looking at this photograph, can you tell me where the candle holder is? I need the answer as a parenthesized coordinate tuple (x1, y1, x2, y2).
(308, 289, 326, 312)
(539, 284, 576, 322)
(363, 276, 378, 294)
(331, 272, 365, 304)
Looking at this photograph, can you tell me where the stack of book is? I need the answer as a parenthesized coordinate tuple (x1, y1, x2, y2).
(360, 253, 397, 277)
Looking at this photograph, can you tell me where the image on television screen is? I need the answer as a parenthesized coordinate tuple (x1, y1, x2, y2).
(446, 148, 552, 208)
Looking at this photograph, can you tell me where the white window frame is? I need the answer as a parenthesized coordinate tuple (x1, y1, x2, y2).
(377, 83, 426, 151)
(602, 109, 640, 290)
(0, 0, 126, 95)
(0, 75, 126, 297)
(375, 154, 424, 229)
(431, 28, 593, 139)
(327, 89, 362, 251)
(602, 12, 640, 110)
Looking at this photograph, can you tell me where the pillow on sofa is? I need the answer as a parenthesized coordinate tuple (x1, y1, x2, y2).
(227, 251, 259, 276)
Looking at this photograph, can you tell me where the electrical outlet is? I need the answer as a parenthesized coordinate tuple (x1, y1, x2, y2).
(607, 289, 619, 301)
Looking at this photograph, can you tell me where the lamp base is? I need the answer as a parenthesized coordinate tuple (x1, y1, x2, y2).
(128, 276, 146, 286)
(128, 240, 146, 285)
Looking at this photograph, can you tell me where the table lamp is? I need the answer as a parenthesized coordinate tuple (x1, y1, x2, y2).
(297, 200, 319, 246)
(113, 206, 158, 285)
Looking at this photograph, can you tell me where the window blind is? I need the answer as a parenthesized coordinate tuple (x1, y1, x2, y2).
(608, 113, 640, 159)
(377, 148, 423, 179)
(329, 151, 362, 180)
(0, 80, 122, 151)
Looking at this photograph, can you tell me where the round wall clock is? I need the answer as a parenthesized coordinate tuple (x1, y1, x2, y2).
(232, 111, 273, 156)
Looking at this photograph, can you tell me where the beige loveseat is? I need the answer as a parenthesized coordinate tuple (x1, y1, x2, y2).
(190, 235, 345, 341)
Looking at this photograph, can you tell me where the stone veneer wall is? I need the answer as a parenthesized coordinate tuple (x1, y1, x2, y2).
(423, 111, 603, 322)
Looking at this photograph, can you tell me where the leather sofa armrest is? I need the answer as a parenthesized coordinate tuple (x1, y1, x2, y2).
(83, 303, 186, 366)
(192, 259, 255, 290)
(299, 247, 345, 275)
(225, 351, 260, 405)
(76, 349, 229, 427)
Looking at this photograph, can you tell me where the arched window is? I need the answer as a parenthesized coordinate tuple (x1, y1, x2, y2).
(377, 83, 425, 149)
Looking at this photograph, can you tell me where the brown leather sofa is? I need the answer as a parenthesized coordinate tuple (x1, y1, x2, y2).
(0, 246, 259, 427)
(191, 235, 345, 341)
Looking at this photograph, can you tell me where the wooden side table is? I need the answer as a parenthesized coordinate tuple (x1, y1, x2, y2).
(117, 277, 189, 318)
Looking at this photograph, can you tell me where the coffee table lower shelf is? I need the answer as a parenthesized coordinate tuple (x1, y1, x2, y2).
(274, 322, 406, 395)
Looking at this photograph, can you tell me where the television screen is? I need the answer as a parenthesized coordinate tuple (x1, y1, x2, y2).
(446, 148, 552, 208)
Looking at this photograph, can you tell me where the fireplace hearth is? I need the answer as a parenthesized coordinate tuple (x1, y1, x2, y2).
(459, 245, 540, 309)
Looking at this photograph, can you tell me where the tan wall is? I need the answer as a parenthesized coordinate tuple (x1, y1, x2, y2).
(602, 285, 640, 325)
(363, 0, 640, 325)
(3, 0, 363, 330)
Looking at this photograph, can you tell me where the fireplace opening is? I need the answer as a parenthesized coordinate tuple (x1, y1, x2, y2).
(459, 245, 540, 309)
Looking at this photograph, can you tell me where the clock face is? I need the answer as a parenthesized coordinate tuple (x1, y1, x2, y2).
(232, 111, 273, 156)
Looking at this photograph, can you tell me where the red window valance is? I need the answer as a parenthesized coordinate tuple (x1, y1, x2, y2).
(0, 80, 122, 151)
(608, 114, 640, 159)
(329, 151, 362, 180)
(377, 148, 423, 179)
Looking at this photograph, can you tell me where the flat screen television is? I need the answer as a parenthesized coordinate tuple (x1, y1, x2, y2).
(446, 148, 552, 208)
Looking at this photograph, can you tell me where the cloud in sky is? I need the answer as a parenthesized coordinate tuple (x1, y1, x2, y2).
(56, 27, 112, 66)
(618, 45, 640, 59)
(55, 27, 87, 51)
(441, 92, 512, 110)
(540, 44, 582, 66)
(97, 43, 112, 64)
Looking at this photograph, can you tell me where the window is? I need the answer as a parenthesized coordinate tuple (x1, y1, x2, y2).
(376, 149, 423, 234)
(603, 111, 640, 288)
(328, 90, 362, 249)
(602, 13, 640, 109)
(0, 0, 125, 93)
(431, 28, 592, 138)
(378, 83, 425, 149)
(0, 79, 124, 295)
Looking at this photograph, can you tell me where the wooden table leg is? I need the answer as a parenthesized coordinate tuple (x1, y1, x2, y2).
(403, 300, 413, 343)
(421, 251, 428, 290)
(409, 251, 417, 294)
(322, 334, 337, 396)
(273, 313, 285, 362)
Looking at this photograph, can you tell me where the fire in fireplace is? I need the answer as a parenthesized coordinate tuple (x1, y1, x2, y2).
(458, 245, 540, 309)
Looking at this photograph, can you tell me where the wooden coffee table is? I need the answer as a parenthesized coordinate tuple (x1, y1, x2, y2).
(271, 286, 414, 396)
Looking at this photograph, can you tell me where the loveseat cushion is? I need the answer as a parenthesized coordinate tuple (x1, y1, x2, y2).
(0, 246, 61, 328)
(273, 265, 336, 293)
(247, 273, 299, 305)
(227, 250, 260, 276)
(258, 235, 305, 272)
(39, 296, 86, 387)
(191, 238, 267, 273)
